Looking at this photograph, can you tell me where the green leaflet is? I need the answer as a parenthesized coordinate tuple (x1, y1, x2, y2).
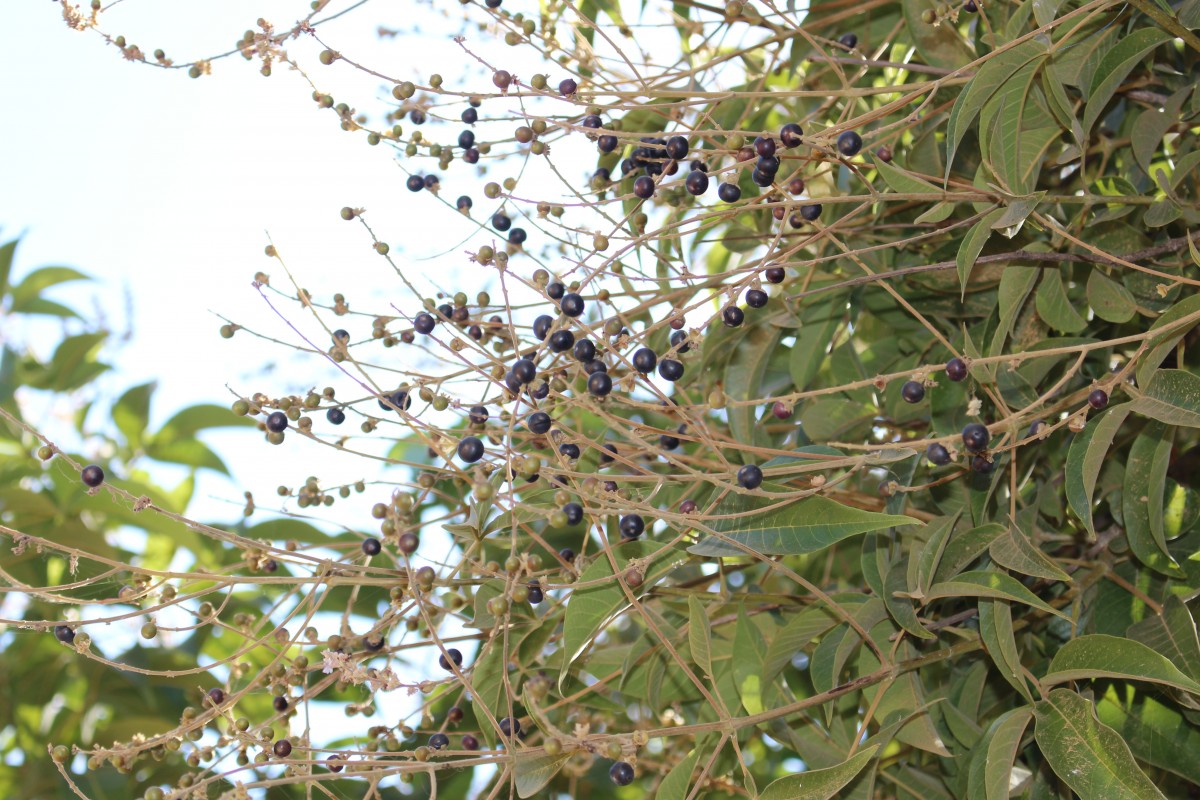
(1043, 634, 1200, 694)
(1034, 689, 1168, 800)
(1131, 369, 1200, 427)
(688, 491, 921, 557)
(759, 745, 880, 800)
(1064, 403, 1133, 538)
(1082, 28, 1172, 136)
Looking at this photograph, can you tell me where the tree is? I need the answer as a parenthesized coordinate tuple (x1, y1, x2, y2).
(4, 0, 1200, 798)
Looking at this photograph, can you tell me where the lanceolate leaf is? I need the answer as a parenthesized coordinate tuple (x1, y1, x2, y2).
(1043, 634, 1200, 694)
(1131, 369, 1200, 427)
(759, 745, 880, 800)
(1082, 28, 1172, 136)
(688, 491, 921, 557)
(1126, 595, 1200, 682)
(925, 569, 1067, 619)
(1096, 685, 1200, 786)
(1034, 689, 1168, 800)
(514, 751, 571, 798)
(1122, 423, 1183, 577)
(1064, 403, 1133, 537)
(957, 209, 1007, 294)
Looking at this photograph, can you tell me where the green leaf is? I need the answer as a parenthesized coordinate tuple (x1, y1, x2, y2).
(788, 293, 845, 391)
(560, 541, 679, 681)
(1034, 688, 1168, 800)
(914, 512, 961, 598)
(0, 238, 15, 298)
(144, 438, 229, 474)
(733, 605, 768, 714)
(112, 382, 156, 449)
(925, 569, 1067, 619)
(980, 57, 1049, 195)
(974, 706, 1034, 800)
(1132, 88, 1189, 175)
(657, 740, 708, 800)
(154, 403, 257, 443)
(946, 41, 1047, 178)
(873, 156, 940, 195)
(979, 599, 1034, 702)
(884, 559, 935, 640)
(1043, 634, 1200, 694)
(726, 323, 784, 455)
(1096, 684, 1200, 786)
(688, 595, 713, 678)
(759, 744, 880, 800)
(1036, 270, 1087, 333)
(1065, 403, 1133, 537)
(1086, 270, 1136, 323)
(1126, 596, 1200, 682)
(687, 492, 921, 557)
(1137, 294, 1200, 388)
(8, 266, 90, 310)
(1131, 369, 1200, 427)
(1082, 28, 1172, 137)
(988, 522, 1070, 582)
(933, 522, 1006, 583)
(957, 209, 1007, 294)
(514, 751, 570, 798)
(1122, 423, 1183, 577)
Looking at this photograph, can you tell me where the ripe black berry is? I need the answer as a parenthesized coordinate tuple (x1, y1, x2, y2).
(458, 436, 485, 463)
(800, 203, 822, 221)
(207, 688, 225, 705)
(837, 131, 863, 157)
(362, 538, 382, 556)
(582, 114, 603, 129)
(533, 314, 553, 341)
(512, 358, 537, 384)
(406, 175, 424, 192)
(754, 136, 776, 157)
(461, 734, 479, 750)
(610, 761, 635, 786)
(963, 0, 977, 10)
(559, 548, 576, 563)
(839, 32, 858, 49)
(765, 266, 785, 284)
(972, 455, 995, 473)
(559, 78, 578, 96)
(926, 443, 951, 465)
(632, 347, 657, 373)
(273, 695, 289, 712)
(752, 169, 773, 187)
(669, 330, 691, 353)
(458, 130, 475, 149)
(686, 170, 709, 195)
(737, 464, 763, 490)
(429, 733, 450, 750)
(462, 108, 478, 124)
(439, 648, 463, 670)
(509, 228, 527, 245)
(633, 176, 655, 199)
(757, 154, 780, 175)
(326, 407, 345, 425)
(718, 183, 742, 203)
(560, 293, 585, 317)
(598, 134, 618, 153)
(499, 717, 521, 737)
(780, 122, 804, 148)
(527, 412, 552, 434)
(423, 175, 439, 189)
(722, 307, 745, 327)
(588, 372, 613, 396)
(563, 502, 584, 525)
(363, 633, 385, 651)
(549, 330, 576, 356)
(745, 289, 768, 308)
(585, 359, 608, 375)
(469, 405, 489, 424)
(658, 359, 684, 381)
(492, 212, 512, 232)
(599, 443, 618, 463)
(414, 313, 436, 334)
(273, 740, 292, 758)
(620, 514, 645, 539)
(946, 357, 968, 382)
(398, 532, 419, 554)
(663, 135, 687, 160)
(463, 147, 480, 163)
(266, 412, 288, 433)
(901, 381, 925, 403)
(962, 423, 990, 453)
(380, 389, 412, 412)
(527, 582, 544, 604)
(54, 625, 75, 644)
(1088, 389, 1109, 410)
(573, 338, 596, 362)
(546, 281, 565, 300)
(560, 443, 581, 459)
(81, 465, 105, 488)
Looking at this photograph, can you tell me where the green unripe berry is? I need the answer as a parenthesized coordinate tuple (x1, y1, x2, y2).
(319, 49, 336, 65)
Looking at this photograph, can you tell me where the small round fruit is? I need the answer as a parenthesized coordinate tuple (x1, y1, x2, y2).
(429, 733, 449, 750)
(619, 514, 645, 539)
(326, 407, 345, 425)
(837, 131, 863, 157)
(945, 357, 968, 382)
(273, 739, 292, 758)
(527, 412, 552, 434)
(406, 175, 424, 192)
(398, 532, 419, 554)
(499, 717, 521, 737)
(718, 183, 742, 203)
(573, 338, 596, 362)
(926, 443, 951, 465)
(81, 465, 105, 488)
(362, 538, 382, 556)
(512, 358, 537, 384)
(722, 307, 745, 327)
(598, 134, 618, 153)
(549, 329, 575, 352)
(265, 411, 289, 433)
(563, 502, 584, 526)
(458, 436, 485, 463)
(780, 122, 804, 147)
(588, 372, 613, 397)
(461, 734, 479, 750)
(610, 761, 635, 786)
(414, 312, 436, 334)
(737, 464, 763, 489)
(560, 293, 585, 317)
(901, 381, 925, 403)
(658, 359, 684, 382)
(686, 170, 709, 195)
(439, 648, 463, 670)
(962, 423, 990, 453)
(972, 455, 995, 473)
(468, 405, 489, 425)
(963, 0, 977, 10)
(51, 745, 70, 763)
(745, 289, 768, 308)
(800, 203, 822, 221)
(670, 330, 690, 353)
(765, 266, 785, 284)
(533, 314, 553, 341)
(54, 625, 75, 644)
(633, 176, 655, 199)
(839, 32, 858, 49)
(632, 347, 657, 373)
(1088, 389, 1109, 410)
(559, 78, 578, 96)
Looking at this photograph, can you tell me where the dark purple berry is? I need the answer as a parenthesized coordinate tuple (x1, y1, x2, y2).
(526, 412, 552, 434)
(273, 695, 289, 712)
(658, 359, 684, 381)
(837, 131, 863, 156)
(838, 32, 858, 49)
(429, 733, 450, 750)
(559, 548, 576, 563)
(800, 203, 822, 221)
(362, 538, 382, 556)
(54, 625, 75, 644)
(512, 358, 537, 384)
(546, 281, 565, 300)
(632, 347, 657, 373)
(718, 183, 741, 203)
(765, 267, 785, 284)
(533, 314, 553, 341)
(620, 514, 645, 539)
(414, 313, 436, 334)
(901, 381, 925, 403)
(670, 330, 690, 353)
(686, 170, 709, 195)
(549, 329, 575, 352)
(633, 176, 655, 199)
(722, 306, 745, 327)
(326, 407, 345, 425)
(458, 130, 476, 149)
(610, 761, 635, 786)
(439, 648, 463, 670)
(946, 357, 968, 382)
(926, 443, 951, 465)
(559, 443, 581, 460)
(462, 108, 478, 124)
(560, 293, 585, 317)
(972, 454, 995, 473)
(469, 405, 489, 424)
(406, 175, 424, 192)
(563, 502, 584, 526)
(573, 338, 596, 362)
(458, 436, 485, 463)
(745, 289, 768, 308)
(499, 717, 521, 737)
(1088, 389, 1109, 410)
(737, 464, 763, 489)
(588, 372, 613, 396)
(273, 739, 292, 758)
(462, 734, 479, 750)
(780, 123, 804, 147)
(492, 212, 512, 232)
(81, 465, 104, 487)
(559, 78, 578, 96)
(598, 134, 618, 153)
(266, 412, 288, 433)
(508, 227, 527, 245)
(962, 423, 990, 453)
